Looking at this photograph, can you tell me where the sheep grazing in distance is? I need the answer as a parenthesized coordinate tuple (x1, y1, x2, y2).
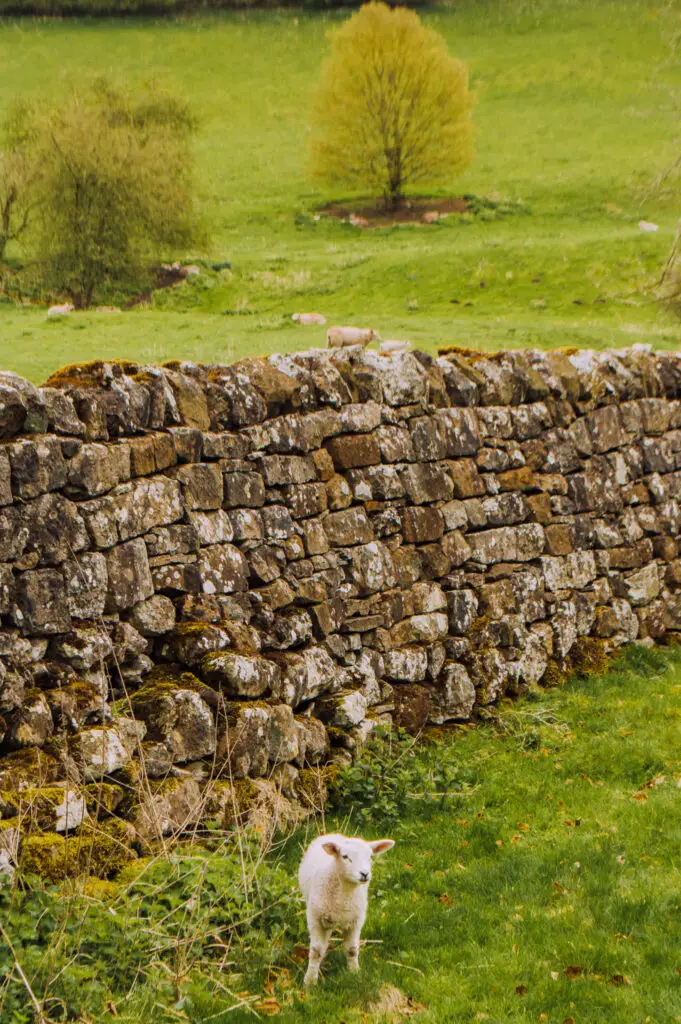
(379, 339, 412, 356)
(292, 312, 327, 325)
(298, 833, 395, 987)
(327, 326, 380, 348)
(47, 303, 75, 318)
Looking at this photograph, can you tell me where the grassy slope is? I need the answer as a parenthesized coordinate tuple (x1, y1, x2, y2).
(1, 0, 681, 382)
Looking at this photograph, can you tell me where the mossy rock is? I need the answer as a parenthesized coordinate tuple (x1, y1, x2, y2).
(570, 637, 610, 678)
(223, 778, 258, 828)
(0, 747, 61, 793)
(0, 785, 88, 832)
(20, 833, 68, 883)
(65, 819, 138, 879)
(296, 765, 339, 810)
(83, 782, 126, 817)
(542, 658, 572, 688)
(43, 358, 139, 391)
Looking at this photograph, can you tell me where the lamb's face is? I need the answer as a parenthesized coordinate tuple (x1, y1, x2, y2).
(322, 837, 395, 886)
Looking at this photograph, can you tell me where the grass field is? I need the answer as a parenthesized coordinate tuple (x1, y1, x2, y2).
(1, 0, 681, 381)
(4, 644, 681, 1023)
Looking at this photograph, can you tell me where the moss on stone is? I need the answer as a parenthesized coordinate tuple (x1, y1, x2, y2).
(570, 637, 610, 678)
(83, 783, 125, 816)
(65, 819, 138, 879)
(20, 833, 67, 882)
(44, 358, 139, 391)
(0, 748, 60, 793)
(80, 877, 119, 901)
(223, 778, 257, 827)
(542, 659, 571, 688)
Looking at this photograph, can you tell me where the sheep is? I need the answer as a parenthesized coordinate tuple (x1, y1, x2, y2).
(379, 339, 412, 356)
(292, 312, 327, 325)
(47, 303, 74, 318)
(327, 326, 380, 349)
(298, 832, 395, 987)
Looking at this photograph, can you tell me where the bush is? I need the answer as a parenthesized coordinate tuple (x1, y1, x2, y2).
(13, 78, 205, 307)
(308, 1, 474, 209)
(0, 0, 432, 13)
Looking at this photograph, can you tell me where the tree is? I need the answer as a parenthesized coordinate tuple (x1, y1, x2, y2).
(0, 106, 43, 263)
(308, 2, 474, 211)
(19, 78, 204, 308)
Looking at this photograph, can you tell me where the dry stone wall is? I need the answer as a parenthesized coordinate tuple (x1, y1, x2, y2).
(1, 343, 681, 875)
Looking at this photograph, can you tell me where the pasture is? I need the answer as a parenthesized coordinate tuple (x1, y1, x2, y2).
(1, 0, 681, 381)
(4, 645, 681, 1022)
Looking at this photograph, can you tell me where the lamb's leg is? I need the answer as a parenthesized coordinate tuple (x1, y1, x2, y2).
(304, 918, 331, 987)
(343, 922, 362, 973)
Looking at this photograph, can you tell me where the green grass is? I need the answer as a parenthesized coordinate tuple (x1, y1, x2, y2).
(5, 645, 681, 1022)
(1, 0, 681, 382)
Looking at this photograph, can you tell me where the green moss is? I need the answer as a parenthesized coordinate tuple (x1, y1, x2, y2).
(542, 658, 572, 688)
(223, 778, 257, 827)
(295, 766, 337, 810)
(0, 816, 19, 833)
(0, 748, 60, 793)
(570, 637, 610, 677)
(20, 833, 67, 883)
(65, 819, 138, 879)
(83, 783, 125, 816)
(79, 877, 119, 901)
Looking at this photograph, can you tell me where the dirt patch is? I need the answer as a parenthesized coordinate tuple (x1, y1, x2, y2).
(320, 195, 470, 227)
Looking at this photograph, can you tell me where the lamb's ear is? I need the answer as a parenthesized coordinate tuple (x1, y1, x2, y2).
(370, 839, 395, 856)
(322, 841, 340, 857)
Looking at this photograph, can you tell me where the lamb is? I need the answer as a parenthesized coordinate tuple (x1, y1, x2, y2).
(327, 326, 380, 349)
(298, 832, 395, 987)
(47, 303, 74, 318)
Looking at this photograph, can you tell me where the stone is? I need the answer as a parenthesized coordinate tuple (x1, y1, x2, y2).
(8, 436, 68, 499)
(219, 704, 270, 778)
(23, 493, 89, 566)
(401, 507, 444, 543)
(347, 542, 398, 595)
(129, 595, 176, 636)
(400, 463, 453, 504)
(71, 727, 131, 780)
(176, 462, 223, 509)
(201, 652, 280, 698)
(135, 774, 204, 840)
(131, 678, 216, 763)
(2, 691, 54, 749)
(271, 645, 342, 706)
(467, 524, 544, 565)
(622, 563, 660, 606)
(390, 612, 449, 648)
(383, 647, 428, 682)
(62, 553, 108, 619)
(105, 539, 154, 611)
(317, 689, 368, 728)
(53, 626, 113, 672)
(223, 472, 266, 508)
(325, 434, 381, 470)
(66, 443, 131, 497)
(324, 508, 375, 547)
(429, 663, 476, 723)
(268, 704, 299, 764)
(13, 570, 71, 635)
(198, 544, 248, 594)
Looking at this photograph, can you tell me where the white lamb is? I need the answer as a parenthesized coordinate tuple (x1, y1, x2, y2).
(298, 832, 395, 986)
(47, 303, 74, 318)
(327, 326, 380, 348)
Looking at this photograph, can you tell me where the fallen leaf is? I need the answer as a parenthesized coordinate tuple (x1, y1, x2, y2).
(515, 984, 528, 996)
(364, 985, 426, 1018)
(632, 792, 648, 802)
(553, 882, 568, 894)
(564, 966, 584, 979)
(291, 944, 309, 963)
(539, 1015, 549, 1022)
(255, 997, 281, 1016)
(563, 1018, 575, 1024)
(551, 972, 560, 982)
(438, 893, 451, 904)
(609, 975, 632, 986)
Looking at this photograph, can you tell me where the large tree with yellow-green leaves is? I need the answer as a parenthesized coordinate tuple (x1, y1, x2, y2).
(309, 2, 474, 211)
